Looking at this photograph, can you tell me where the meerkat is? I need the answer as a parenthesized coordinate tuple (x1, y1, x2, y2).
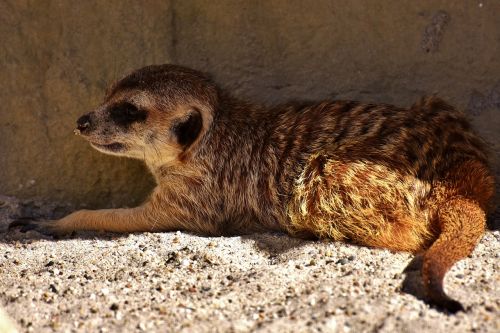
(10, 65, 495, 313)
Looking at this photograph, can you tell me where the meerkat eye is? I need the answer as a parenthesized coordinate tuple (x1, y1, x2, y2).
(109, 102, 147, 127)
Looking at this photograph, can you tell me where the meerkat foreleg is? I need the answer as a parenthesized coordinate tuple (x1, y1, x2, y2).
(9, 203, 176, 237)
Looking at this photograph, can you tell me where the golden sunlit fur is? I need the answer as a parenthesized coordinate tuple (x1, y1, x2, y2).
(288, 155, 435, 252)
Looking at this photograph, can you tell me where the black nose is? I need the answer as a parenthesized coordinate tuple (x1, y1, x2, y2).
(76, 113, 92, 133)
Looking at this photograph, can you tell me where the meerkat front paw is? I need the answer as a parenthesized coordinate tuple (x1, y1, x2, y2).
(9, 218, 72, 238)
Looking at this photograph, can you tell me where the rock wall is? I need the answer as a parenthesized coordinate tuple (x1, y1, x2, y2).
(1, 1, 499, 216)
(0, 0, 170, 208)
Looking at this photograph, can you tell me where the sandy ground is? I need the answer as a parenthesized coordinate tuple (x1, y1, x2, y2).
(0, 196, 499, 333)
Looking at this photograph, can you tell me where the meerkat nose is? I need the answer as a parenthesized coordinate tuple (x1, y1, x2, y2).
(76, 113, 92, 133)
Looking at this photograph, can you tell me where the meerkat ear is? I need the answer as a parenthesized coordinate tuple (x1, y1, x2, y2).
(171, 108, 204, 148)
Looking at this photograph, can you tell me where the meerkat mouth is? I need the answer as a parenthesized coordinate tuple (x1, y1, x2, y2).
(90, 142, 126, 152)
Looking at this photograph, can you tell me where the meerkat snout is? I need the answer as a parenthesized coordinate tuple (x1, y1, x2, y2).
(76, 113, 92, 134)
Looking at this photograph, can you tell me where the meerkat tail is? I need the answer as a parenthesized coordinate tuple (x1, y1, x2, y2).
(422, 197, 486, 313)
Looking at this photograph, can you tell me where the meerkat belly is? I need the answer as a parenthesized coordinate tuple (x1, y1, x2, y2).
(286, 155, 436, 252)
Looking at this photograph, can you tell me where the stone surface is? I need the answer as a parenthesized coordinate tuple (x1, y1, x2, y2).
(1, 1, 499, 212)
(1, 211, 499, 332)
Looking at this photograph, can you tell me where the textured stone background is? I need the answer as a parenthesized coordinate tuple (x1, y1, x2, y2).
(1, 1, 499, 215)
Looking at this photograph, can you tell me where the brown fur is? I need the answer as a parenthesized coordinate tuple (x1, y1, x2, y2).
(10, 65, 495, 312)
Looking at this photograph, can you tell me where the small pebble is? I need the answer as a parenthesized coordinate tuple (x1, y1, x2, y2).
(337, 258, 348, 265)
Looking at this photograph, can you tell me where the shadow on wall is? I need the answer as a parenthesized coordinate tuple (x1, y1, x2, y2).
(0, 1, 499, 214)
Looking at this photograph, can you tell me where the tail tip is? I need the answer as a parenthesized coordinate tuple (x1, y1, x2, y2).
(429, 297, 465, 314)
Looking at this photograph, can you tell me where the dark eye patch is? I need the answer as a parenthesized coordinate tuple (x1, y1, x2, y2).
(109, 102, 147, 127)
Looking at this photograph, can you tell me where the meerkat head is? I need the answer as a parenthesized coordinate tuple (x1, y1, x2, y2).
(75, 64, 218, 169)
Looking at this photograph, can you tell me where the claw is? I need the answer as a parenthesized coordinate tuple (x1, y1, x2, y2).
(8, 218, 64, 237)
(8, 218, 38, 230)
(20, 223, 39, 233)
